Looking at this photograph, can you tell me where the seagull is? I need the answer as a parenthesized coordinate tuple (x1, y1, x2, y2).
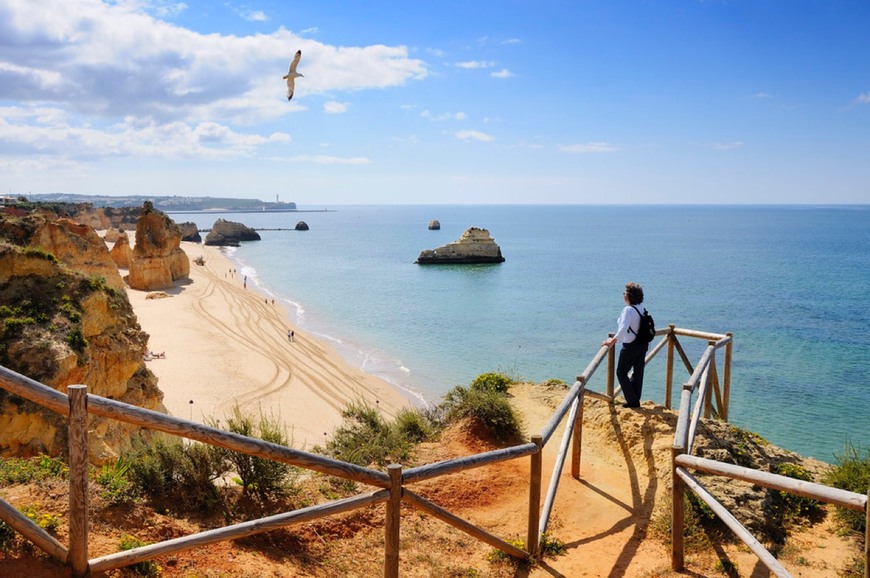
(283, 50, 303, 101)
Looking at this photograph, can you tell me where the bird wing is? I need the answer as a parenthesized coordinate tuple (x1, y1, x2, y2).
(284, 76, 296, 100)
(288, 50, 302, 74)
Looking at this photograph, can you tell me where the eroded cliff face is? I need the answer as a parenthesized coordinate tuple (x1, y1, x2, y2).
(0, 214, 165, 462)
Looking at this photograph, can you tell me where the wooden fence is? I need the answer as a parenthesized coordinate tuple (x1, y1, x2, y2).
(0, 323, 867, 577)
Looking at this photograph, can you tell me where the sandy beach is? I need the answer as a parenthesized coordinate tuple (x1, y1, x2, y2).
(125, 241, 414, 448)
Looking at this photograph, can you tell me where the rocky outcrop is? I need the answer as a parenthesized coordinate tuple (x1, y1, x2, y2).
(0, 215, 165, 462)
(295, 221, 309, 231)
(204, 219, 261, 246)
(428, 219, 441, 230)
(0, 215, 127, 291)
(178, 222, 202, 243)
(109, 231, 133, 268)
(128, 202, 190, 291)
(103, 228, 122, 243)
(416, 227, 505, 264)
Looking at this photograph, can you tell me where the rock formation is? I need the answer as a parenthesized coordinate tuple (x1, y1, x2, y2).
(204, 219, 261, 246)
(0, 215, 127, 291)
(109, 230, 133, 268)
(178, 222, 202, 243)
(428, 219, 441, 230)
(128, 202, 190, 291)
(415, 227, 505, 265)
(103, 228, 122, 243)
(0, 214, 164, 461)
(295, 221, 309, 231)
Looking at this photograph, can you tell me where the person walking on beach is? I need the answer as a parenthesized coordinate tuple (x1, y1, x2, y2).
(287, 329, 294, 342)
(602, 282, 649, 408)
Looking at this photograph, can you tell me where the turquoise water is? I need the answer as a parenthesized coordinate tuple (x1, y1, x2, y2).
(180, 205, 870, 463)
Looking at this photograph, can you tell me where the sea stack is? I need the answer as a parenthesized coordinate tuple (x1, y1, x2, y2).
(415, 227, 505, 265)
(428, 219, 441, 230)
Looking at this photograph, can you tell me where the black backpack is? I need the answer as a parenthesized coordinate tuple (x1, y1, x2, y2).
(630, 305, 656, 345)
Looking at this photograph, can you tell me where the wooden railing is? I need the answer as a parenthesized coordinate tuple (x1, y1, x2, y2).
(0, 323, 867, 577)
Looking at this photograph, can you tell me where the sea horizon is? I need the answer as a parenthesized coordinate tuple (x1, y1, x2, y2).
(181, 204, 869, 463)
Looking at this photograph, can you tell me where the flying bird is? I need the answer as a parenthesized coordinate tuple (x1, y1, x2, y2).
(283, 50, 304, 101)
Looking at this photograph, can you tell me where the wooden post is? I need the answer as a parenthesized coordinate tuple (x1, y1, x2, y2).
(864, 489, 869, 578)
(665, 324, 675, 409)
(527, 435, 543, 557)
(703, 343, 715, 419)
(722, 333, 733, 421)
(671, 444, 685, 571)
(384, 464, 402, 578)
(571, 388, 584, 479)
(606, 334, 615, 399)
(67, 385, 89, 578)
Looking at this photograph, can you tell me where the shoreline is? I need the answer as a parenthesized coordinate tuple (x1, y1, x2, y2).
(125, 242, 415, 448)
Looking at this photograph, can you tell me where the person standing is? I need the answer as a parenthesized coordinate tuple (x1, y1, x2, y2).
(602, 282, 648, 408)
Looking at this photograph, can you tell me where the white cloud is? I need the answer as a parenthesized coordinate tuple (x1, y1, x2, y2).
(455, 130, 494, 142)
(421, 110, 467, 122)
(241, 10, 268, 22)
(324, 101, 349, 114)
(559, 142, 619, 153)
(0, 0, 427, 166)
(491, 68, 513, 79)
(854, 92, 870, 105)
(455, 60, 495, 70)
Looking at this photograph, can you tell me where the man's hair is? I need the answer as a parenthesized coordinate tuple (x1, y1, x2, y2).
(625, 282, 644, 305)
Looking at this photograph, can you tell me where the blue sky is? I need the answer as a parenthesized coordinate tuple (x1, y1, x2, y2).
(1, 0, 868, 205)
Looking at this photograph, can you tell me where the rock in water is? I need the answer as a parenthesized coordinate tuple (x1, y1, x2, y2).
(204, 218, 261, 246)
(416, 227, 505, 264)
(428, 219, 441, 230)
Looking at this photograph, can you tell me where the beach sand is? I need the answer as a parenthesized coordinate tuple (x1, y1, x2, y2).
(125, 241, 414, 448)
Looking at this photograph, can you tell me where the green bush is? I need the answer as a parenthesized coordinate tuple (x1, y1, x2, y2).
(442, 384, 524, 443)
(319, 399, 414, 467)
(771, 462, 820, 526)
(0, 455, 68, 484)
(95, 457, 134, 505)
(214, 404, 298, 502)
(823, 441, 870, 535)
(393, 407, 435, 444)
(470, 372, 513, 394)
(127, 438, 228, 513)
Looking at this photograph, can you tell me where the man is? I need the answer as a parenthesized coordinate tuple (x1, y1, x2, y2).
(602, 282, 648, 408)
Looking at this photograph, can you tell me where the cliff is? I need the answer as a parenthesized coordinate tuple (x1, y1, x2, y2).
(0, 214, 165, 462)
(416, 227, 505, 264)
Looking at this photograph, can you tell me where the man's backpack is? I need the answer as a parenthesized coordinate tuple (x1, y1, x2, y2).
(630, 305, 656, 345)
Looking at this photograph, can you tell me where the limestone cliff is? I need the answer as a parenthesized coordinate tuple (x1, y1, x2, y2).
(0, 214, 165, 462)
(416, 227, 505, 264)
(128, 202, 190, 291)
(109, 230, 133, 268)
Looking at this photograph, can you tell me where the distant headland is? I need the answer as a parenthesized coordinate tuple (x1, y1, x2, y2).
(19, 193, 330, 214)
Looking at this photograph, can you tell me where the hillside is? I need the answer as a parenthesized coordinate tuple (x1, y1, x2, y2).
(0, 383, 861, 578)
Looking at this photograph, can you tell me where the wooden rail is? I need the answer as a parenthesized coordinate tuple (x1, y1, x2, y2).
(1, 320, 867, 577)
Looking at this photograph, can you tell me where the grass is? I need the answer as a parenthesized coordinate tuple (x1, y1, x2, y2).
(823, 441, 869, 536)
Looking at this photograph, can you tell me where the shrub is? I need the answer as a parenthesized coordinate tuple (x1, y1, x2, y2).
(0, 455, 67, 484)
(20, 503, 61, 533)
(470, 372, 513, 394)
(823, 441, 870, 535)
(214, 404, 298, 502)
(393, 407, 435, 444)
(126, 438, 228, 513)
(319, 399, 414, 467)
(771, 462, 820, 527)
(442, 384, 524, 443)
(95, 457, 134, 505)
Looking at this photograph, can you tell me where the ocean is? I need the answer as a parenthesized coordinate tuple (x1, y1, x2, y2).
(178, 205, 870, 463)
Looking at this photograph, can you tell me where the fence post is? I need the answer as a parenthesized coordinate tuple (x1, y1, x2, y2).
(527, 435, 543, 556)
(671, 444, 685, 572)
(384, 464, 402, 578)
(864, 488, 868, 578)
(665, 325, 675, 409)
(67, 385, 89, 578)
(571, 385, 584, 479)
(606, 335, 615, 399)
(722, 332, 733, 421)
(703, 342, 715, 419)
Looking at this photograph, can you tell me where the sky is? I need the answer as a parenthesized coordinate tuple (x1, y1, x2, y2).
(1, 0, 868, 205)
